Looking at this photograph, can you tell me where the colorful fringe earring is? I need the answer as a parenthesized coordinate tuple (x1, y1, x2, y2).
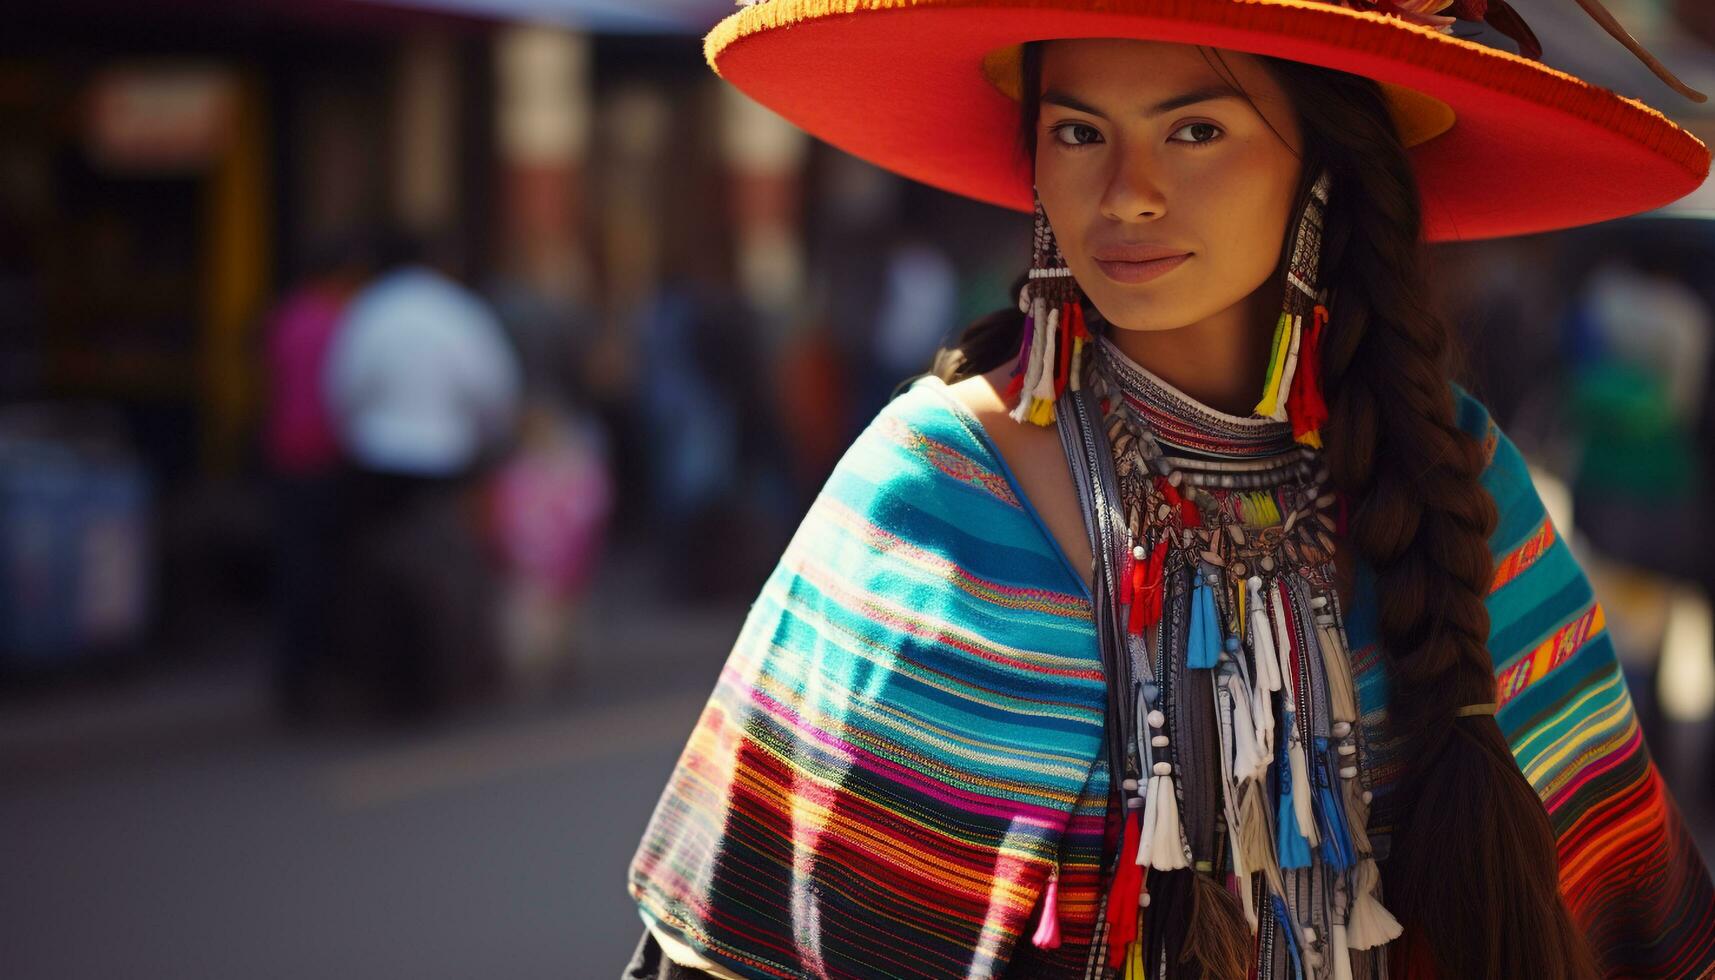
(1255, 168, 1333, 448)
(1009, 189, 1089, 426)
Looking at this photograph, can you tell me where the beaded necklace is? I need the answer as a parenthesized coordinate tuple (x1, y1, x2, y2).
(1057, 331, 1403, 980)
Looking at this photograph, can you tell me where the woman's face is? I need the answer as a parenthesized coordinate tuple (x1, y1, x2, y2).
(1033, 39, 1304, 333)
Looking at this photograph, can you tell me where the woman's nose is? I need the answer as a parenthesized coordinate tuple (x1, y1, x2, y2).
(1099, 150, 1168, 222)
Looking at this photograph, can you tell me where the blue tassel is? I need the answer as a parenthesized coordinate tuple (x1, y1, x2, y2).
(1188, 576, 1218, 669)
(1200, 582, 1223, 668)
(1276, 738, 1312, 869)
(1312, 738, 1356, 870)
(1271, 893, 1305, 980)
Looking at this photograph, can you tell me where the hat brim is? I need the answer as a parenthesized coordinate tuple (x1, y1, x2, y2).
(706, 0, 1712, 240)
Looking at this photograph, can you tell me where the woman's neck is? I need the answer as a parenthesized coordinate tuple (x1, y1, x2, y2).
(1099, 280, 1278, 418)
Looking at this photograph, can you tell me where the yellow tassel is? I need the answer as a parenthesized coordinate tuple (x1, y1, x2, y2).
(1125, 933, 1145, 979)
(1270, 313, 1304, 423)
(1069, 335, 1084, 392)
(1254, 311, 1292, 416)
(1294, 427, 1323, 449)
(1028, 397, 1055, 426)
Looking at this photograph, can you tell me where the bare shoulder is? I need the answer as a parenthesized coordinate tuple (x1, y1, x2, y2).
(944, 364, 1094, 595)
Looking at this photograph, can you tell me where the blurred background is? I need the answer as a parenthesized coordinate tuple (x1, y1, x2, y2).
(2, 0, 1714, 976)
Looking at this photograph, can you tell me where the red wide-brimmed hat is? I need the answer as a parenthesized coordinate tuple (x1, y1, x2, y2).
(704, 0, 1711, 240)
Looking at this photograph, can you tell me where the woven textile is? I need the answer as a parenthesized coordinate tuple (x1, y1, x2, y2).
(625, 374, 1715, 978)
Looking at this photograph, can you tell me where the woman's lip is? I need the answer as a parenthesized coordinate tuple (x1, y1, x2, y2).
(1094, 253, 1191, 284)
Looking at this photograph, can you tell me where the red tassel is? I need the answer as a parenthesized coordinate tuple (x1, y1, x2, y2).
(1142, 538, 1169, 627)
(1286, 304, 1329, 440)
(1157, 476, 1201, 527)
(1071, 299, 1089, 340)
(1107, 811, 1144, 968)
(1004, 371, 1025, 401)
(1127, 556, 1147, 634)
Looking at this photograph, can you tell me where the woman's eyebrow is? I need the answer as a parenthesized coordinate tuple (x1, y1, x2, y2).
(1041, 84, 1243, 119)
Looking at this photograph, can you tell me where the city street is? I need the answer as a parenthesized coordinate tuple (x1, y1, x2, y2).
(0, 558, 744, 980)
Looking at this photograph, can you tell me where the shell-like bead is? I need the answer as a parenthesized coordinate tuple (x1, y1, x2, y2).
(1147, 709, 1165, 728)
(1151, 735, 1169, 748)
(1339, 765, 1359, 779)
(1331, 721, 1352, 737)
(1152, 761, 1173, 776)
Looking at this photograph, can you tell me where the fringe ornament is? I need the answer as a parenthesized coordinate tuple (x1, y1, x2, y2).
(1347, 856, 1403, 949)
(1148, 772, 1189, 870)
(1287, 302, 1330, 447)
(1333, 921, 1354, 980)
(1009, 294, 1049, 424)
(1254, 310, 1294, 419)
(1031, 863, 1062, 949)
(1317, 618, 1359, 724)
(1107, 809, 1146, 968)
(1237, 778, 1283, 897)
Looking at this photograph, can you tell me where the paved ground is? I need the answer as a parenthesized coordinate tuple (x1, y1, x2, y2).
(4, 557, 1714, 980)
(0, 554, 745, 980)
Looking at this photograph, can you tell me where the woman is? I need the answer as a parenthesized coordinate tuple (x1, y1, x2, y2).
(625, 1, 1715, 977)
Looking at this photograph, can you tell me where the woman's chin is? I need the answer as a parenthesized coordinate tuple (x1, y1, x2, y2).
(1084, 302, 1190, 334)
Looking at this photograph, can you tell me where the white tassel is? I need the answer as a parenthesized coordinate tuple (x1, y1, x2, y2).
(1268, 312, 1303, 423)
(1009, 295, 1049, 423)
(1136, 769, 1159, 869)
(1246, 577, 1280, 693)
(1147, 772, 1189, 870)
(1269, 585, 1295, 704)
(1251, 681, 1275, 765)
(1332, 922, 1353, 980)
(1346, 857, 1403, 949)
(1245, 576, 1278, 766)
(1032, 306, 1059, 405)
(1287, 737, 1320, 846)
(1216, 676, 1261, 933)
(1229, 676, 1265, 780)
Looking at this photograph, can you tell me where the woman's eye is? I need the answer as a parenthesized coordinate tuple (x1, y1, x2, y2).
(1050, 122, 1103, 147)
(1169, 122, 1223, 146)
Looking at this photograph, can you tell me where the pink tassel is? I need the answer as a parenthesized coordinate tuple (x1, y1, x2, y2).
(1031, 864, 1063, 949)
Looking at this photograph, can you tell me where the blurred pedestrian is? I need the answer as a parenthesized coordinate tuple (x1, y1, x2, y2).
(260, 236, 369, 722)
(322, 234, 522, 722)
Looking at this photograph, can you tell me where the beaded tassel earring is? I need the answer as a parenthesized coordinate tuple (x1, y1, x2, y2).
(1255, 168, 1333, 447)
(1008, 189, 1090, 426)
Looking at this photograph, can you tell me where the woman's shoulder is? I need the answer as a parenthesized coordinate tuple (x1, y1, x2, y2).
(1448, 381, 1546, 554)
(807, 373, 1090, 600)
(838, 373, 1029, 512)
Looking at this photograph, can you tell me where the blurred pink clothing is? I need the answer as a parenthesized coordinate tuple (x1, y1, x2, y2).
(264, 285, 347, 475)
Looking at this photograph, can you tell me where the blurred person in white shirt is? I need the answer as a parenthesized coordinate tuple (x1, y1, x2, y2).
(319, 234, 523, 722)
